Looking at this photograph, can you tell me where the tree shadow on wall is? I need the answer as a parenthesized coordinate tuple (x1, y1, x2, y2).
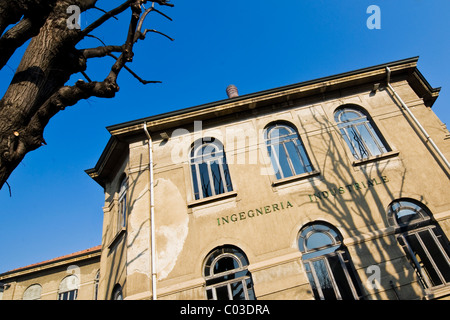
(102, 153, 149, 300)
(296, 109, 427, 300)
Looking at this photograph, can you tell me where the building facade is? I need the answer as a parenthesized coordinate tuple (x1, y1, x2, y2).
(1, 57, 449, 300)
(0, 246, 100, 300)
(85, 57, 450, 300)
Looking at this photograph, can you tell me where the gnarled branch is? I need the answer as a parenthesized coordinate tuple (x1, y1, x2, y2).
(82, 45, 124, 59)
(81, 0, 135, 38)
(0, 0, 174, 189)
(107, 53, 162, 84)
(0, 9, 53, 69)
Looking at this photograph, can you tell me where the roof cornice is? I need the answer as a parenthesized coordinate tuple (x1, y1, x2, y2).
(0, 246, 101, 279)
(86, 57, 440, 186)
(107, 57, 429, 135)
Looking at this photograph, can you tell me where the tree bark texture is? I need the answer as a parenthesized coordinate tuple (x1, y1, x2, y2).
(0, 0, 172, 189)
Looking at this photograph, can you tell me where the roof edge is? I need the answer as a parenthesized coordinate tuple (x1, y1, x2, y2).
(106, 56, 421, 133)
(87, 56, 441, 186)
(0, 245, 102, 278)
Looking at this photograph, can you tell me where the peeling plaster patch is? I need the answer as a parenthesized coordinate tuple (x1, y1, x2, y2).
(127, 182, 151, 275)
(155, 178, 189, 280)
(127, 232, 150, 275)
(157, 223, 188, 279)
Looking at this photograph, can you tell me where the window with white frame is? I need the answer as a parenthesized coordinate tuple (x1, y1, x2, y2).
(93, 270, 100, 300)
(58, 275, 79, 300)
(203, 246, 255, 300)
(298, 223, 363, 300)
(334, 106, 389, 160)
(190, 138, 233, 200)
(388, 199, 450, 290)
(117, 175, 128, 232)
(264, 122, 313, 180)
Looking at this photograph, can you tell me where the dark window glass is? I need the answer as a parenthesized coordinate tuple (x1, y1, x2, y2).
(199, 162, 212, 197)
(389, 199, 450, 290)
(215, 285, 229, 300)
(118, 176, 128, 231)
(191, 139, 233, 200)
(328, 255, 355, 300)
(265, 123, 313, 179)
(312, 259, 337, 300)
(335, 107, 389, 160)
(204, 246, 255, 300)
(112, 285, 123, 300)
(405, 233, 443, 287)
(299, 223, 362, 300)
(58, 289, 78, 300)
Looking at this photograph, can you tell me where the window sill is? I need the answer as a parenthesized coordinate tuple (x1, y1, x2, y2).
(108, 228, 126, 250)
(352, 151, 399, 166)
(271, 170, 321, 187)
(187, 191, 238, 208)
(423, 285, 450, 300)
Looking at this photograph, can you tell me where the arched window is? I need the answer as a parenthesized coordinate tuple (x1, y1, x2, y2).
(335, 106, 389, 160)
(203, 246, 255, 300)
(93, 270, 100, 300)
(388, 199, 450, 290)
(23, 284, 42, 300)
(117, 175, 128, 231)
(112, 284, 123, 300)
(190, 138, 233, 200)
(111, 284, 123, 300)
(58, 275, 79, 300)
(264, 122, 313, 180)
(298, 223, 363, 300)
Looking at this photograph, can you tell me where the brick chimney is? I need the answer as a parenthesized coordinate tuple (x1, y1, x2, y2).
(226, 84, 239, 98)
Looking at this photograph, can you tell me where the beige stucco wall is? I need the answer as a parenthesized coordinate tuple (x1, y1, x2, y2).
(0, 254, 100, 300)
(98, 76, 450, 300)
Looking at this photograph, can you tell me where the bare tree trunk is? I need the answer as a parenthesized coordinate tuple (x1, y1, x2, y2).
(0, 1, 82, 187)
(0, 0, 172, 189)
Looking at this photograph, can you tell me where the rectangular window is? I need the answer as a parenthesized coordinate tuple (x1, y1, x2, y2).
(312, 259, 337, 300)
(206, 278, 252, 300)
(117, 177, 128, 232)
(118, 194, 126, 231)
(199, 162, 212, 198)
(403, 229, 450, 288)
(58, 290, 78, 300)
(303, 252, 361, 300)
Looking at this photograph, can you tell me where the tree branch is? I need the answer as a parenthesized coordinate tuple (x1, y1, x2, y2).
(82, 45, 124, 59)
(103, 1, 142, 85)
(107, 53, 161, 84)
(22, 78, 120, 156)
(93, 6, 119, 20)
(0, 0, 175, 190)
(0, 0, 57, 36)
(30, 1, 143, 122)
(81, 71, 92, 82)
(0, 0, 102, 71)
(4, 180, 11, 197)
(134, 3, 173, 42)
(140, 28, 174, 41)
(81, 0, 134, 38)
(0, 8, 53, 70)
(152, 1, 174, 7)
(80, 0, 173, 39)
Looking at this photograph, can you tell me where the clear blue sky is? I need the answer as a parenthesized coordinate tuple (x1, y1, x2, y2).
(1, 0, 449, 273)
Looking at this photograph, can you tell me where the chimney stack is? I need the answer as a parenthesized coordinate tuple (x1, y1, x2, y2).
(226, 84, 239, 98)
